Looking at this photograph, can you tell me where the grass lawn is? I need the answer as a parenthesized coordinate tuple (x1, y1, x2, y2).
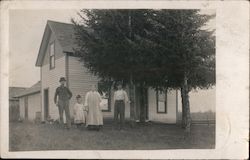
(9, 120, 215, 151)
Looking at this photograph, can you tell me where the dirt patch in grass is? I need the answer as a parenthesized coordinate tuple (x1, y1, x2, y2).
(9, 121, 215, 151)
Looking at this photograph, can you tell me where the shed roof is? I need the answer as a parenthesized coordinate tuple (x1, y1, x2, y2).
(9, 87, 27, 100)
(15, 81, 41, 98)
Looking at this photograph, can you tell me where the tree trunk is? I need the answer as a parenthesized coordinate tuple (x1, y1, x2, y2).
(182, 75, 191, 133)
(139, 84, 147, 123)
(129, 74, 136, 127)
(181, 87, 186, 128)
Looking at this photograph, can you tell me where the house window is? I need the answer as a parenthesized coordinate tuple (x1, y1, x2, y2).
(156, 90, 167, 113)
(98, 82, 111, 112)
(49, 42, 55, 69)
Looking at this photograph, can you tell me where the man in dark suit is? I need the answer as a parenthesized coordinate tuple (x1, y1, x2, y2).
(54, 77, 72, 129)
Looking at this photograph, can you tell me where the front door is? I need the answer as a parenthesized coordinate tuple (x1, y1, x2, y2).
(24, 97, 28, 120)
(44, 89, 49, 120)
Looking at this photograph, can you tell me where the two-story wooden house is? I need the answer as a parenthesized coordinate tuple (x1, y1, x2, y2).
(35, 20, 180, 124)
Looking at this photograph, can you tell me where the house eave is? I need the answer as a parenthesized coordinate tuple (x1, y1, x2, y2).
(63, 51, 81, 57)
(15, 90, 41, 98)
(35, 24, 51, 67)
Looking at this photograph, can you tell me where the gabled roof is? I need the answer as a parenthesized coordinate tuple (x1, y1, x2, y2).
(48, 20, 78, 53)
(35, 20, 78, 67)
(9, 87, 27, 100)
(36, 20, 92, 67)
(15, 81, 41, 98)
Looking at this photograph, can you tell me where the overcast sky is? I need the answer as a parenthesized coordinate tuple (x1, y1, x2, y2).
(9, 9, 78, 88)
(9, 9, 215, 87)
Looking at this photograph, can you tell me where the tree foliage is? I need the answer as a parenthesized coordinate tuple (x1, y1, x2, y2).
(72, 9, 215, 90)
(145, 10, 215, 90)
(72, 9, 215, 131)
(72, 10, 157, 84)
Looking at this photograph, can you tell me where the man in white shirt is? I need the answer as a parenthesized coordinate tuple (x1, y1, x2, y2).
(114, 82, 130, 130)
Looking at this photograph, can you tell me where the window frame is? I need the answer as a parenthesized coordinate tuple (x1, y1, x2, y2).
(156, 89, 167, 113)
(49, 41, 55, 70)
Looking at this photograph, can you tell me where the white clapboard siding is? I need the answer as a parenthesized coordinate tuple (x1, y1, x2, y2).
(148, 88, 177, 123)
(41, 56, 66, 121)
(19, 93, 41, 121)
(27, 93, 41, 120)
(68, 56, 108, 118)
(68, 56, 99, 94)
(41, 58, 66, 121)
(41, 30, 67, 121)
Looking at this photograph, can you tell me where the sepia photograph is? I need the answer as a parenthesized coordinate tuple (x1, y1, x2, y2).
(1, 0, 249, 159)
(8, 8, 216, 151)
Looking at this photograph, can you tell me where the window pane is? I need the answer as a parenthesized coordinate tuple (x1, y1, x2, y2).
(157, 90, 167, 113)
(50, 43, 54, 56)
(158, 101, 166, 112)
(49, 42, 55, 69)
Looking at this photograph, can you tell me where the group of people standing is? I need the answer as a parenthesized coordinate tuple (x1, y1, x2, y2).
(54, 77, 130, 131)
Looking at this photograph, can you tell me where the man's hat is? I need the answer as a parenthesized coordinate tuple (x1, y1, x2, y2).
(59, 77, 66, 82)
(76, 95, 81, 99)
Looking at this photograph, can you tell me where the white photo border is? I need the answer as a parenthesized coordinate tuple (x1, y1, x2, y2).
(1, 0, 249, 159)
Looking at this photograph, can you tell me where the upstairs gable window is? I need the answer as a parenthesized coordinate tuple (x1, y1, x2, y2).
(49, 42, 55, 69)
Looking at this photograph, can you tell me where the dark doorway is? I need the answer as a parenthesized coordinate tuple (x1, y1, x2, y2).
(24, 97, 28, 120)
(144, 88, 149, 120)
(44, 89, 49, 120)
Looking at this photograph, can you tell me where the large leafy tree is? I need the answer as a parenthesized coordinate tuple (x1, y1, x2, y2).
(72, 9, 215, 132)
(72, 10, 154, 81)
(146, 10, 215, 132)
(72, 9, 158, 123)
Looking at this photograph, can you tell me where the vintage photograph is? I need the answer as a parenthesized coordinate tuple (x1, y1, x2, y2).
(8, 8, 216, 151)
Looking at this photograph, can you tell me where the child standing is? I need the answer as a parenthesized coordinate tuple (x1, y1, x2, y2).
(73, 95, 87, 128)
